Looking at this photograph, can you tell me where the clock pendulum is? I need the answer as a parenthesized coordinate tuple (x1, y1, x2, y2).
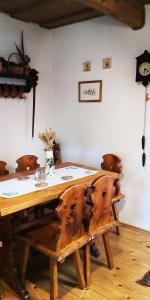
(141, 87, 149, 166)
(136, 50, 150, 167)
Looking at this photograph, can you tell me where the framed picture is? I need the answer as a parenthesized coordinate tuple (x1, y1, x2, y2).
(78, 80, 102, 102)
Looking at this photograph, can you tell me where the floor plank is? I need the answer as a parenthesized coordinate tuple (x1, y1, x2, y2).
(2, 225, 150, 300)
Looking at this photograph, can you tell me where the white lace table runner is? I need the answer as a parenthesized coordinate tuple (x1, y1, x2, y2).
(0, 166, 98, 199)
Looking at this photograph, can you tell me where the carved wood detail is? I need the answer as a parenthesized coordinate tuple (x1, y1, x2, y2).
(21, 184, 87, 252)
(0, 160, 9, 176)
(18, 184, 90, 299)
(87, 175, 114, 234)
(101, 154, 125, 235)
(101, 154, 123, 197)
(16, 155, 40, 172)
(0, 162, 118, 298)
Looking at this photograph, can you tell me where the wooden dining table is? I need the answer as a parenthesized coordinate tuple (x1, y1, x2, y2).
(0, 162, 118, 300)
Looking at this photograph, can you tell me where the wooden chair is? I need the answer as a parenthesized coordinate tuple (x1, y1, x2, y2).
(18, 184, 91, 300)
(84, 175, 118, 286)
(15, 155, 40, 221)
(0, 160, 9, 176)
(15, 154, 58, 221)
(101, 154, 125, 234)
(16, 155, 40, 172)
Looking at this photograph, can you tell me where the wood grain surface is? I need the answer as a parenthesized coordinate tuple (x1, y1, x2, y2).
(0, 162, 118, 217)
(3, 225, 150, 300)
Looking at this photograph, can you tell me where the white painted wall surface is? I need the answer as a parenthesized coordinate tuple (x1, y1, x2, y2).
(0, 8, 150, 231)
(51, 6, 150, 230)
(0, 13, 54, 171)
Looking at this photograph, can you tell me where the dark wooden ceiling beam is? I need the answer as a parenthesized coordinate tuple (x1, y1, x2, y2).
(0, 0, 40, 14)
(0, 0, 149, 30)
(9, 0, 87, 23)
(41, 9, 102, 29)
(8, 0, 52, 22)
(76, 0, 145, 29)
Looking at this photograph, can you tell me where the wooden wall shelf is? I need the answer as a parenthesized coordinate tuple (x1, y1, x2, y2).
(0, 70, 38, 99)
(0, 31, 39, 136)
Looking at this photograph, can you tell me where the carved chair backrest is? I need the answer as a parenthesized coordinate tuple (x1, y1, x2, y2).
(0, 160, 9, 176)
(54, 184, 87, 250)
(101, 154, 123, 195)
(87, 175, 114, 234)
(101, 154, 122, 173)
(16, 155, 40, 172)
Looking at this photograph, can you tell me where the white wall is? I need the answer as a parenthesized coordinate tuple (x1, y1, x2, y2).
(0, 13, 54, 171)
(51, 6, 150, 231)
(0, 8, 150, 231)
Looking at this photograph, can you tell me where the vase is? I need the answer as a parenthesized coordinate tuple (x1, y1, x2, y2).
(45, 150, 55, 178)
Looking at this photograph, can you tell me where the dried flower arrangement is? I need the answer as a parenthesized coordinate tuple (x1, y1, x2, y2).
(38, 128, 55, 151)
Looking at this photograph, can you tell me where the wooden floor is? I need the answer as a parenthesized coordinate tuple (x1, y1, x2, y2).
(2, 224, 150, 300)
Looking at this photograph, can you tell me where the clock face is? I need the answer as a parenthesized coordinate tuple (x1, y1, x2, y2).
(139, 62, 150, 76)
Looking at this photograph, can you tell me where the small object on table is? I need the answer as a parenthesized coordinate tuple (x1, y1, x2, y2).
(2, 191, 19, 197)
(35, 182, 48, 188)
(17, 176, 30, 181)
(61, 175, 73, 180)
(35, 166, 46, 180)
(35, 166, 48, 187)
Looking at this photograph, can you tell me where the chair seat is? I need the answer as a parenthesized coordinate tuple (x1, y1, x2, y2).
(20, 227, 90, 262)
(88, 220, 118, 240)
(14, 213, 56, 233)
(112, 193, 125, 203)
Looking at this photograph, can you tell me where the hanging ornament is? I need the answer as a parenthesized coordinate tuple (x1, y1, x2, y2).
(136, 50, 150, 166)
(141, 88, 148, 166)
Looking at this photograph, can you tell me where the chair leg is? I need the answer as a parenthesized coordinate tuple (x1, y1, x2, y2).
(50, 257, 58, 300)
(73, 250, 86, 289)
(112, 202, 120, 235)
(102, 232, 114, 269)
(20, 243, 30, 283)
(84, 243, 91, 287)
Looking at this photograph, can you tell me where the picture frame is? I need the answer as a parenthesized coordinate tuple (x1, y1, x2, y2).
(78, 80, 102, 103)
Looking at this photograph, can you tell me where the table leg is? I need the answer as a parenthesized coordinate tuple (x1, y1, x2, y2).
(0, 215, 31, 300)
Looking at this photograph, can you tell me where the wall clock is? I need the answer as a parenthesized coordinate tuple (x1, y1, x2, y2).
(136, 50, 150, 166)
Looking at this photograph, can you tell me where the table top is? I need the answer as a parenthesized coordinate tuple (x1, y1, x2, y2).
(0, 162, 118, 217)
